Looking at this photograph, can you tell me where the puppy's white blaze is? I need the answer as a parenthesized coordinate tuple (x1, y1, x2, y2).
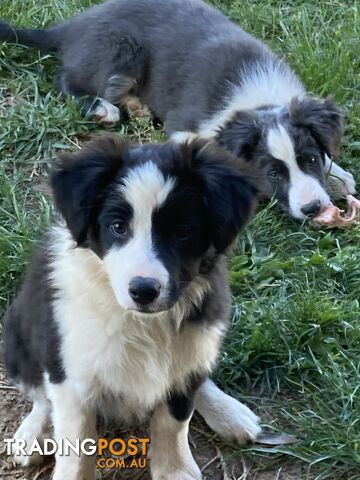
(267, 126, 331, 219)
(104, 162, 175, 310)
(122, 161, 176, 220)
(197, 62, 304, 138)
(267, 125, 296, 165)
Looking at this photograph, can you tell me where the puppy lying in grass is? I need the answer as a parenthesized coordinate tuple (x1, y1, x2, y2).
(0, 0, 356, 222)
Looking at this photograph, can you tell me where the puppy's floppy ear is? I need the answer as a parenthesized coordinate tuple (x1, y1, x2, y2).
(216, 111, 261, 160)
(51, 135, 128, 245)
(186, 141, 258, 252)
(290, 97, 344, 158)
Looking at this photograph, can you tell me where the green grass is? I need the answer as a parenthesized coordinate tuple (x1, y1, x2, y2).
(1, 1, 359, 479)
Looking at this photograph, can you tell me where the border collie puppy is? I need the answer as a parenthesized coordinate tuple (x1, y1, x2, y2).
(0, 0, 356, 219)
(3, 137, 260, 480)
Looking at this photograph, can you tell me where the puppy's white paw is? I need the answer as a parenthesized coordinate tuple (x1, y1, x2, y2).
(152, 462, 202, 480)
(92, 99, 120, 124)
(12, 449, 43, 467)
(329, 172, 357, 196)
(205, 396, 261, 444)
(11, 423, 45, 466)
(195, 380, 261, 445)
(337, 170, 356, 195)
(327, 160, 357, 195)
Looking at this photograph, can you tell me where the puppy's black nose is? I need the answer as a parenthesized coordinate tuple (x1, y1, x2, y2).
(301, 200, 321, 216)
(129, 277, 161, 305)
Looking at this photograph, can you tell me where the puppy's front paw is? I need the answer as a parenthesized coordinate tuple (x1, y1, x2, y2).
(92, 99, 121, 124)
(340, 170, 356, 195)
(11, 422, 47, 466)
(152, 462, 202, 480)
(197, 384, 261, 444)
(12, 447, 43, 467)
(224, 402, 261, 444)
(328, 168, 357, 196)
(207, 398, 261, 444)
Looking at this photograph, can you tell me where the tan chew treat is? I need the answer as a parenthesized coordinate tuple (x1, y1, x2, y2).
(310, 195, 360, 228)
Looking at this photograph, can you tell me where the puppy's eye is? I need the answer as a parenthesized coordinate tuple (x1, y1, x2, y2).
(308, 156, 318, 166)
(268, 169, 280, 180)
(110, 222, 127, 237)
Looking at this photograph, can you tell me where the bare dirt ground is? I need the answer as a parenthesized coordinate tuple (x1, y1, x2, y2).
(0, 365, 304, 480)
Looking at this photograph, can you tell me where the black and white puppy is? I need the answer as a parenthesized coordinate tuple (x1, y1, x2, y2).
(3, 137, 260, 480)
(0, 0, 356, 219)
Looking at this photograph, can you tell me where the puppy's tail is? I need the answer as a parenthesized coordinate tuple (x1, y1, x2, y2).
(0, 20, 58, 51)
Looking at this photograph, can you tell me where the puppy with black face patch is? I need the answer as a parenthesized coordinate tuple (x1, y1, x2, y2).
(3, 137, 259, 480)
(0, 0, 356, 219)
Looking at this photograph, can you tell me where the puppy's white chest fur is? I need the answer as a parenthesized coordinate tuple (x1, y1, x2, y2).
(49, 225, 223, 418)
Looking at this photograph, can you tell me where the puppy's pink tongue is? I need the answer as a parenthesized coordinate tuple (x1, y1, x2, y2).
(310, 195, 360, 228)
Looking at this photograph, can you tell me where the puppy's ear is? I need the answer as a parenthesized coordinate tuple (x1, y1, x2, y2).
(187, 141, 258, 252)
(216, 111, 261, 160)
(51, 136, 128, 245)
(290, 97, 344, 158)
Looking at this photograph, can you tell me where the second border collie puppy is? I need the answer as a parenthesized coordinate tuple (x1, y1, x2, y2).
(4, 137, 259, 480)
(0, 0, 356, 219)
